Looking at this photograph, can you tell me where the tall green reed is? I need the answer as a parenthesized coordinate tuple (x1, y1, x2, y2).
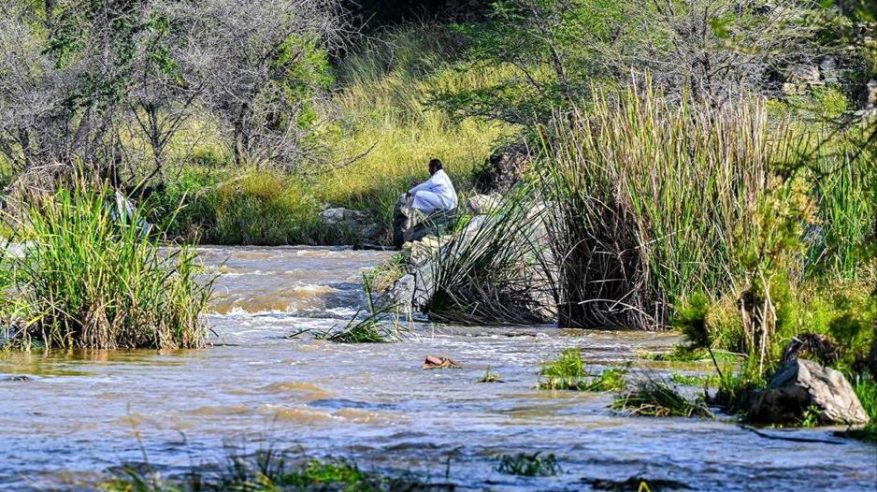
(4, 180, 212, 350)
(540, 86, 799, 328)
(425, 186, 556, 325)
(806, 150, 875, 279)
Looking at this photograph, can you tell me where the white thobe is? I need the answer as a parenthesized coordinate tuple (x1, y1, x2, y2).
(407, 169, 458, 213)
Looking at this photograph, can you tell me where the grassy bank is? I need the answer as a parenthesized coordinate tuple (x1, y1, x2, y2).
(158, 27, 514, 245)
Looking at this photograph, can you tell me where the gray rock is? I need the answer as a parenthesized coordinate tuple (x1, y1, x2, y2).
(1, 375, 31, 382)
(819, 57, 838, 84)
(318, 207, 381, 242)
(466, 194, 501, 215)
(750, 358, 870, 425)
(319, 207, 367, 224)
(788, 64, 821, 85)
(412, 265, 434, 311)
(392, 193, 455, 248)
(782, 64, 823, 96)
(387, 273, 416, 315)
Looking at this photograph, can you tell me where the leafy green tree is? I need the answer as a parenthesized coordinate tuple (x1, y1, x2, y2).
(433, 0, 830, 124)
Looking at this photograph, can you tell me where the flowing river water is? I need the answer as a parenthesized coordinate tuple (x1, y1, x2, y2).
(1, 246, 875, 491)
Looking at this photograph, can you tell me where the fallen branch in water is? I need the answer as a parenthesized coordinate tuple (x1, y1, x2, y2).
(737, 424, 844, 445)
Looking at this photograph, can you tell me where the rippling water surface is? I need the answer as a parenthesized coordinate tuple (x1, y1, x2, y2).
(1, 246, 874, 491)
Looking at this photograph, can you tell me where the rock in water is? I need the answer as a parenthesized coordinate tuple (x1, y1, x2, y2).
(387, 273, 416, 315)
(750, 359, 870, 425)
(423, 355, 460, 369)
(319, 207, 382, 242)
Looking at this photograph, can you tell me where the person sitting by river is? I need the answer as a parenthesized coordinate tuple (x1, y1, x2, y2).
(406, 158, 458, 214)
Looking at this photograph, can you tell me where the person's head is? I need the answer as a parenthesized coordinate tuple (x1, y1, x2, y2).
(428, 158, 443, 175)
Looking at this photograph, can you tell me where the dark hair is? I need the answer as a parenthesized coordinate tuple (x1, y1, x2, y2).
(428, 158, 443, 171)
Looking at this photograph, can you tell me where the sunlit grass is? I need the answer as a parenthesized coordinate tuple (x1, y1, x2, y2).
(311, 27, 517, 240)
(156, 26, 516, 245)
(541, 87, 795, 328)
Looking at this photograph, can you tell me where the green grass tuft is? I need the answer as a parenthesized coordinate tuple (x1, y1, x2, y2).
(479, 366, 503, 383)
(670, 373, 720, 388)
(612, 379, 713, 418)
(538, 348, 587, 390)
(496, 452, 560, 477)
(103, 448, 446, 491)
(538, 349, 627, 391)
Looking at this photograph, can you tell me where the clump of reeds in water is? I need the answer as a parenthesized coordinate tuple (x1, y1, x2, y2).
(538, 348, 627, 391)
(2, 180, 211, 350)
(496, 452, 561, 477)
(540, 85, 798, 329)
(425, 186, 556, 325)
(311, 273, 408, 343)
(612, 378, 713, 418)
(105, 447, 449, 491)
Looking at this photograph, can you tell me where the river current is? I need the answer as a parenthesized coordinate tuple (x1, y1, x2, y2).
(1, 246, 874, 490)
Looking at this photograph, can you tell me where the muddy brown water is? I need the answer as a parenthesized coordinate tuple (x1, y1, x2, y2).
(1, 246, 874, 491)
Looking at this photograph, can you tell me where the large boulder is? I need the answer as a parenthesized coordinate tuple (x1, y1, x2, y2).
(473, 141, 531, 194)
(319, 207, 382, 242)
(749, 358, 870, 425)
(465, 193, 502, 215)
(391, 194, 455, 249)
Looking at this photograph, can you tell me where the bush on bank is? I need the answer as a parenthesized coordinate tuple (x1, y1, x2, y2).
(1, 181, 211, 350)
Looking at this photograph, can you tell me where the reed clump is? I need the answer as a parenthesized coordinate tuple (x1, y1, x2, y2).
(496, 452, 560, 477)
(612, 378, 713, 418)
(425, 188, 555, 325)
(538, 348, 627, 391)
(312, 274, 407, 343)
(538, 348, 587, 390)
(540, 87, 796, 329)
(2, 181, 211, 350)
(104, 448, 446, 492)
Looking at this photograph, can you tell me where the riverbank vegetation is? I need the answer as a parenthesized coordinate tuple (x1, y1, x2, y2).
(104, 448, 451, 492)
(409, 0, 875, 430)
(0, 0, 874, 429)
(1, 181, 210, 350)
(146, 25, 513, 245)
